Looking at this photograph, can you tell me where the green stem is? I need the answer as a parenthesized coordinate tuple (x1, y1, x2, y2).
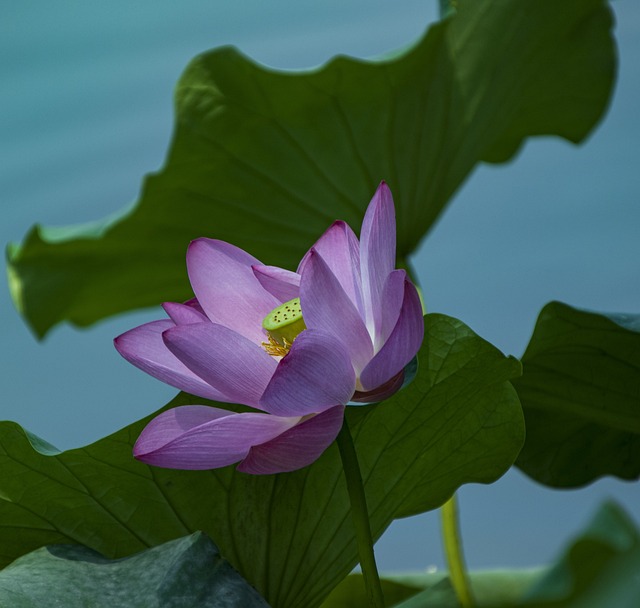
(441, 495, 474, 608)
(337, 418, 385, 608)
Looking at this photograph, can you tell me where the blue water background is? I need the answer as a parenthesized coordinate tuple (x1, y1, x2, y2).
(1, 0, 639, 573)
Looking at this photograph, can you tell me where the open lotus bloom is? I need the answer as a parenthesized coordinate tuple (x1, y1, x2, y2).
(115, 182, 424, 474)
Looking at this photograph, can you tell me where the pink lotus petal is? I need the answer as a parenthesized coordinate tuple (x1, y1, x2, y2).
(237, 405, 345, 474)
(360, 182, 396, 335)
(162, 302, 209, 325)
(260, 330, 356, 416)
(163, 322, 277, 409)
(252, 264, 300, 302)
(114, 320, 226, 401)
(134, 406, 300, 470)
(350, 369, 405, 404)
(300, 249, 373, 374)
(360, 277, 424, 391)
(118, 183, 421, 477)
(298, 221, 363, 316)
(374, 269, 407, 351)
(183, 298, 207, 315)
(187, 238, 279, 343)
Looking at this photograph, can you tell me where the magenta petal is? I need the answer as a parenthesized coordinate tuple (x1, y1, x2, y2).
(237, 406, 345, 474)
(360, 182, 397, 333)
(252, 265, 300, 302)
(360, 278, 424, 391)
(134, 406, 299, 470)
(187, 238, 279, 342)
(163, 322, 277, 408)
(162, 302, 209, 325)
(260, 330, 356, 416)
(114, 320, 227, 401)
(300, 250, 373, 374)
(298, 221, 364, 315)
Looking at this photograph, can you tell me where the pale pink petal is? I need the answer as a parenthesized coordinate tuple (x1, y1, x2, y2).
(187, 238, 279, 343)
(252, 264, 300, 302)
(114, 320, 226, 401)
(162, 322, 277, 409)
(360, 182, 396, 335)
(237, 406, 345, 474)
(300, 249, 373, 374)
(162, 302, 209, 325)
(260, 330, 356, 416)
(360, 278, 424, 391)
(298, 221, 364, 316)
(133, 405, 300, 470)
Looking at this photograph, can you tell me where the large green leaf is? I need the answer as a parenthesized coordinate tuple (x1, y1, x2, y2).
(0, 533, 268, 608)
(7, 0, 615, 337)
(0, 314, 523, 608)
(513, 301, 640, 487)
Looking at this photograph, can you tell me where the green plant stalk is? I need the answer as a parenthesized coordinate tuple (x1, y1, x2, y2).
(336, 418, 385, 608)
(441, 495, 474, 608)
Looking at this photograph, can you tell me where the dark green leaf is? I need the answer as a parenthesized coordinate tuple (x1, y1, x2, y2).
(0, 532, 268, 608)
(7, 0, 615, 337)
(0, 314, 523, 608)
(513, 301, 640, 487)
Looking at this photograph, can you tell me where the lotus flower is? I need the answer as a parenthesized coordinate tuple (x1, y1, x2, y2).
(115, 182, 424, 474)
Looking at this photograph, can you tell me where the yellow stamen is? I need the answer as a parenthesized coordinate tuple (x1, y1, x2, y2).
(261, 334, 293, 358)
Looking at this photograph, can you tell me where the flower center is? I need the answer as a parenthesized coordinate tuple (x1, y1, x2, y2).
(261, 297, 306, 357)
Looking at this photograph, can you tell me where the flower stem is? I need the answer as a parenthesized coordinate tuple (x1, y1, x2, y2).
(336, 418, 385, 608)
(441, 494, 474, 608)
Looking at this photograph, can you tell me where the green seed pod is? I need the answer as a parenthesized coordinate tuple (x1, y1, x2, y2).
(262, 297, 306, 347)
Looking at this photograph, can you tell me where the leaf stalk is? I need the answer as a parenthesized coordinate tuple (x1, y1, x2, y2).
(337, 418, 385, 608)
(441, 494, 474, 608)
